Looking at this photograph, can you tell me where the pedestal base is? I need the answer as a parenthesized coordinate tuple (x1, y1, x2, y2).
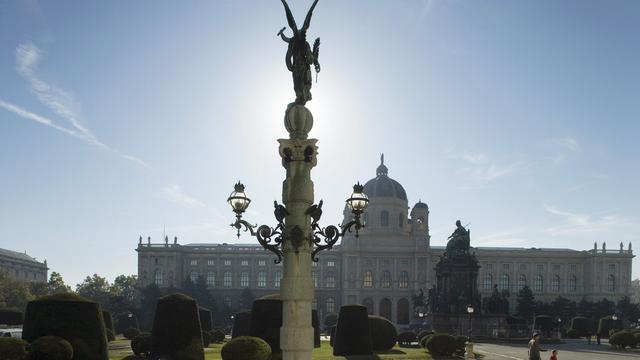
(464, 342, 475, 359)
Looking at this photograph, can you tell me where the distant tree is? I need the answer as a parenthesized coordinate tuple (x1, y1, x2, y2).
(109, 275, 138, 315)
(138, 283, 163, 330)
(595, 298, 616, 319)
(76, 274, 113, 311)
(550, 296, 577, 322)
(47, 272, 72, 294)
(29, 281, 49, 298)
(577, 298, 596, 319)
(483, 285, 509, 314)
(516, 286, 535, 321)
(240, 288, 255, 310)
(616, 297, 640, 324)
(0, 271, 34, 310)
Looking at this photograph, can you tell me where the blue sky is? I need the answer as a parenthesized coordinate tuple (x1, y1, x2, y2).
(1, 0, 638, 286)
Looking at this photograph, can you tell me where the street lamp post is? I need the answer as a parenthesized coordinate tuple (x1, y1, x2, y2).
(464, 305, 475, 359)
(226, 3, 369, 358)
(557, 317, 562, 339)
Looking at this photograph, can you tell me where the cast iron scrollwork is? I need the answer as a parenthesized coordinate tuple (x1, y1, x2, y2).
(230, 201, 287, 264)
(309, 200, 364, 262)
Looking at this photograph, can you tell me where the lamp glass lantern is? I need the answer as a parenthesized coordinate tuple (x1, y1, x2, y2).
(346, 182, 369, 213)
(612, 314, 618, 321)
(467, 305, 474, 314)
(228, 182, 251, 214)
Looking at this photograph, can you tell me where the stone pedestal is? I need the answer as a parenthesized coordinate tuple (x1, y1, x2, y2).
(464, 342, 475, 359)
(278, 104, 317, 360)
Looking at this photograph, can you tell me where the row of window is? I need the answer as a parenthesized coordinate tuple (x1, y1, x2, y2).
(184, 259, 336, 267)
(362, 270, 410, 288)
(485, 263, 580, 272)
(481, 273, 616, 292)
(363, 210, 405, 228)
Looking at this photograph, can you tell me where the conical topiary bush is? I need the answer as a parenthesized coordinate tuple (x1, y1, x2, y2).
(231, 310, 252, 338)
(333, 305, 373, 356)
(199, 306, 213, 332)
(250, 299, 283, 354)
(150, 293, 204, 360)
(116, 313, 139, 334)
(21, 293, 109, 360)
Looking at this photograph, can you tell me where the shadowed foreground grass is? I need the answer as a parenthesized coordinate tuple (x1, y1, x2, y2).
(108, 338, 434, 359)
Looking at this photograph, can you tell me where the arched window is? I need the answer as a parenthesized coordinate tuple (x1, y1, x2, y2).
(500, 274, 509, 290)
(190, 271, 198, 283)
(380, 298, 392, 320)
(397, 298, 410, 324)
(326, 298, 335, 314)
(275, 271, 282, 288)
(381, 271, 391, 288)
(223, 271, 232, 287)
(362, 298, 374, 315)
(154, 270, 164, 286)
(206, 271, 215, 287)
(569, 275, 577, 292)
(518, 274, 526, 290)
(364, 271, 373, 288)
(257, 271, 266, 287)
(240, 271, 249, 287)
(398, 213, 403, 227)
(551, 275, 560, 292)
(326, 274, 336, 289)
(607, 275, 616, 292)
(534, 275, 544, 292)
(483, 273, 493, 290)
(312, 271, 318, 288)
(381, 210, 389, 227)
(399, 271, 409, 288)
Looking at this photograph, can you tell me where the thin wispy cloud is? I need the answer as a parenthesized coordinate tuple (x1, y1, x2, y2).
(0, 42, 152, 169)
(544, 205, 631, 236)
(549, 137, 580, 166)
(161, 184, 206, 208)
(551, 137, 580, 152)
(447, 150, 521, 182)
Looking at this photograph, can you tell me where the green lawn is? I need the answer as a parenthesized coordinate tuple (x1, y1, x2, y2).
(108, 338, 433, 360)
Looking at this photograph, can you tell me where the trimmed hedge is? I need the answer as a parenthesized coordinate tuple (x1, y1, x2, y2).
(21, 292, 108, 360)
(598, 316, 622, 338)
(150, 293, 204, 360)
(102, 310, 114, 334)
(425, 333, 458, 356)
(106, 329, 115, 342)
(570, 317, 594, 337)
(566, 329, 578, 339)
(117, 313, 139, 334)
(29, 335, 74, 360)
(211, 329, 226, 343)
(329, 326, 336, 347)
(368, 315, 397, 351)
(333, 305, 373, 356)
(221, 336, 271, 360)
(123, 328, 141, 340)
(250, 299, 282, 354)
(609, 330, 636, 349)
(231, 311, 252, 338)
(0, 337, 28, 360)
(312, 309, 320, 348)
(417, 330, 433, 342)
(199, 307, 213, 332)
(131, 333, 152, 357)
(534, 315, 554, 333)
(397, 331, 417, 346)
(325, 313, 338, 328)
(0, 308, 23, 326)
(419, 334, 433, 349)
(202, 331, 211, 348)
(454, 335, 468, 350)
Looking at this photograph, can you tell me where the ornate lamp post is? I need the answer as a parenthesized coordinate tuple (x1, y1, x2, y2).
(226, 3, 369, 359)
(464, 305, 475, 359)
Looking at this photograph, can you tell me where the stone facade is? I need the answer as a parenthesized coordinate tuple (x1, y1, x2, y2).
(137, 159, 634, 324)
(0, 247, 48, 282)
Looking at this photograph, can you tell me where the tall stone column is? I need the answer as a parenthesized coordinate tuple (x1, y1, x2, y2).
(278, 104, 316, 360)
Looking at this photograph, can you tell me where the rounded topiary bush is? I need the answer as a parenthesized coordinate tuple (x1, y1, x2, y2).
(419, 333, 434, 349)
(28, 335, 74, 360)
(333, 305, 373, 356)
(417, 330, 433, 342)
(117, 313, 139, 334)
(21, 292, 108, 360)
(199, 307, 213, 332)
(202, 331, 211, 348)
(221, 336, 271, 360)
(231, 311, 252, 338)
(211, 329, 226, 343)
(609, 330, 636, 349)
(250, 299, 282, 354)
(397, 331, 417, 346)
(454, 335, 468, 351)
(425, 333, 458, 356)
(0, 308, 24, 326)
(131, 333, 152, 357)
(150, 293, 204, 360)
(368, 315, 397, 351)
(123, 328, 141, 340)
(0, 337, 28, 360)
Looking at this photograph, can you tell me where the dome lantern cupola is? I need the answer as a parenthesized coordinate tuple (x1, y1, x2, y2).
(376, 153, 389, 176)
(363, 154, 407, 201)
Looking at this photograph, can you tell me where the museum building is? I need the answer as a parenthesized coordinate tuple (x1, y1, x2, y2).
(136, 159, 634, 324)
(0, 247, 48, 282)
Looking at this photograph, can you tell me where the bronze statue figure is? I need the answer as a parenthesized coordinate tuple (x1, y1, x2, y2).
(445, 220, 471, 257)
(278, 0, 321, 105)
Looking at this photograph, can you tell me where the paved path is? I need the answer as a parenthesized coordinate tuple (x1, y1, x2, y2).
(474, 339, 640, 360)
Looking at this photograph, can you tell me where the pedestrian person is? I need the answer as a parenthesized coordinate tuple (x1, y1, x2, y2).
(528, 332, 547, 360)
(549, 349, 558, 360)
